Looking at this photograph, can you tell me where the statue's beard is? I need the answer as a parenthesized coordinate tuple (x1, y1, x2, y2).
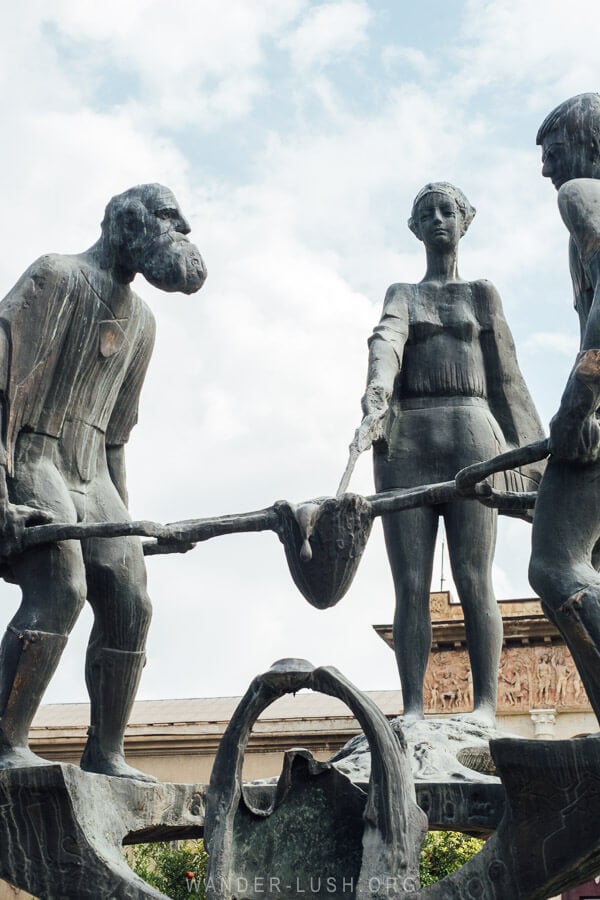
(140, 232, 207, 294)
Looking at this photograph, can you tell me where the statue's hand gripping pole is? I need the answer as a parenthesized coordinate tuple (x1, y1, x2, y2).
(454, 438, 549, 510)
(16, 439, 550, 558)
(11, 439, 551, 613)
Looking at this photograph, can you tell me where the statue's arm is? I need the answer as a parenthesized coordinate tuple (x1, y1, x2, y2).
(546, 181, 600, 461)
(357, 284, 409, 450)
(0, 323, 52, 548)
(559, 179, 600, 351)
(106, 445, 128, 508)
(105, 303, 156, 507)
(478, 280, 545, 449)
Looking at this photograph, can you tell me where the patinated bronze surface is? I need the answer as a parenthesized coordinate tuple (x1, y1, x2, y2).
(357, 182, 545, 725)
(3, 100, 600, 900)
(0, 184, 206, 779)
(530, 93, 600, 723)
(204, 659, 427, 900)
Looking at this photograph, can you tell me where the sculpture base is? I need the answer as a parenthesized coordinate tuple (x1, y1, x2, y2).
(332, 714, 508, 783)
(0, 762, 205, 899)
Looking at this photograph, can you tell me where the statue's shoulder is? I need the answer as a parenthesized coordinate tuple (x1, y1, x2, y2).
(470, 278, 499, 298)
(0, 254, 73, 316)
(382, 282, 413, 317)
(129, 286, 156, 322)
(22, 253, 73, 285)
(470, 279, 503, 316)
(558, 178, 600, 266)
(558, 176, 600, 213)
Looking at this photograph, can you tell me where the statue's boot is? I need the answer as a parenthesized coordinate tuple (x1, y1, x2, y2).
(549, 586, 600, 721)
(80, 647, 156, 782)
(0, 627, 67, 768)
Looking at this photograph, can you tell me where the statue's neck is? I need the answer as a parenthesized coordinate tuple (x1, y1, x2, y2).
(79, 241, 135, 317)
(421, 247, 461, 284)
(84, 238, 137, 285)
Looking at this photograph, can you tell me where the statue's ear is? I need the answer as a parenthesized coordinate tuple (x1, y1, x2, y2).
(113, 199, 149, 248)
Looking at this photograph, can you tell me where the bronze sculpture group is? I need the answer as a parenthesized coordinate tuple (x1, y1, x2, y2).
(0, 92, 599, 898)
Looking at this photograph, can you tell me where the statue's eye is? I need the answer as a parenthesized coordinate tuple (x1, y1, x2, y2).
(156, 208, 176, 220)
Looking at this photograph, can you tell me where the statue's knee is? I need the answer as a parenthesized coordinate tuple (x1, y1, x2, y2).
(529, 553, 564, 605)
(22, 574, 86, 635)
(394, 572, 430, 604)
(61, 575, 87, 629)
(116, 578, 152, 639)
(452, 563, 498, 616)
(529, 556, 546, 598)
(452, 561, 482, 597)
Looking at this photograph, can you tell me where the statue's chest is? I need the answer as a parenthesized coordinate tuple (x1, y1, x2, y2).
(408, 289, 479, 343)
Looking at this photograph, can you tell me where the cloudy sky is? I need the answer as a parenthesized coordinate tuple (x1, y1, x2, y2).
(0, 0, 597, 704)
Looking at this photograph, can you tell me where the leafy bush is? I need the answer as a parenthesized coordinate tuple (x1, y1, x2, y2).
(419, 830, 484, 886)
(128, 839, 208, 899)
(127, 830, 482, 896)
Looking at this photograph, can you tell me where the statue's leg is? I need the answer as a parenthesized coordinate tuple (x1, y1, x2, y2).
(530, 457, 600, 720)
(79, 482, 154, 781)
(380, 504, 439, 720)
(0, 627, 68, 767)
(444, 498, 501, 725)
(0, 453, 86, 767)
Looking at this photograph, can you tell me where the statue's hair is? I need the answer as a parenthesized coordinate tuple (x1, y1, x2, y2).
(536, 93, 600, 146)
(101, 183, 168, 235)
(99, 183, 173, 266)
(408, 182, 475, 238)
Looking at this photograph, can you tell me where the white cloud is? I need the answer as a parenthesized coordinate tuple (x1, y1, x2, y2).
(459, 0, 600, 104)
(382, 45, 435, 78)
(36, 0, 308, 128)
(525, 331, 580, 357)
(281, 0, 372, 71)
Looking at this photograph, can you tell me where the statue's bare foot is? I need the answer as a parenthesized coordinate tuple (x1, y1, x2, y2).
(80, 748, 157, 782)
(0, 746, 52, 770)
(458, 707, 496, 729)
(399, 709, 425, 726)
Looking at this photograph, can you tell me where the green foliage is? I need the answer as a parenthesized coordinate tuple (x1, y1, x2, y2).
(128, 839, 208, 899)
(419, 830, 484, 886)
(126, 831, 482, 895)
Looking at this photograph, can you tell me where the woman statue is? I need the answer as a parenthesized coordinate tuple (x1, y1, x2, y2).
(358, 182, 544, 724)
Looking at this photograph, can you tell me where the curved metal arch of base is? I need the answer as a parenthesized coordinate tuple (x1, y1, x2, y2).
(204, 659, 600, 900)
(204, 658, 427, 900)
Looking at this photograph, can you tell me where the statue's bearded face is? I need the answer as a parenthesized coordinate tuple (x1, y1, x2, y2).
(127, 187, 207, 294)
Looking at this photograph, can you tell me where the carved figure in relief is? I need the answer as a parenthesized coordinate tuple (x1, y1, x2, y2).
(573, 669, 583, 702)
(504, 663, 527, 707)
(455, 660, 471, 710)
(513, 665, 528, 706)
(503, 668, 518, 707)
(0, 185, 206, 776)
(439, 670, 459, 711)
(424, 669, 438, 711)
(555, 656, 571, 705)
(358, 182, 545, 724)
(530, 93, 600, 723)
(536, 652, 553, 707)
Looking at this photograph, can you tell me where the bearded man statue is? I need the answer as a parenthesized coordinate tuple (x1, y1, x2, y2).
(0, 183, 206, 779)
